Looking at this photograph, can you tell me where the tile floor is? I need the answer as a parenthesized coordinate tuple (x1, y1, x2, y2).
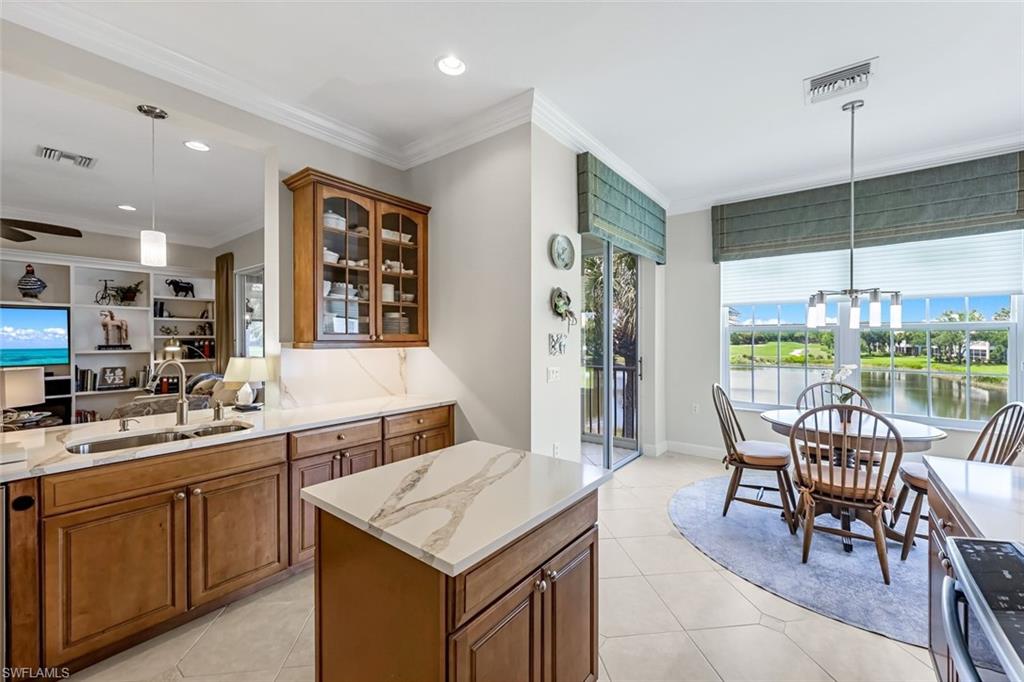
(70, 451, 935, 682)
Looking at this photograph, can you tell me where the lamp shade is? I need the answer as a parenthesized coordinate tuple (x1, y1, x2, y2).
(223, 357, 268, 384)
(0, 367, 45, 409)
(140, 230, 167, 267)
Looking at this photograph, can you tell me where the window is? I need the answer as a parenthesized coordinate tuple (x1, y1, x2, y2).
(723, 294, 1020, 425)
(235, 268, 264, 358)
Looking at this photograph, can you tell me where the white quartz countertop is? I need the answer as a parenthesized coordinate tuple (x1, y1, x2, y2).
(301, 440, 611, 576)
(925, 455, 1024, 540)
(0, 395, 455, 484)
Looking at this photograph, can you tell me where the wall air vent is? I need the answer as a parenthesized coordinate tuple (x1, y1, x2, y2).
(36, 146, 97, 169)
(804, 58, 877, 105)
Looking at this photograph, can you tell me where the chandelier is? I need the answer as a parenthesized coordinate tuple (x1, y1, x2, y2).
(807, 99, 901, 330)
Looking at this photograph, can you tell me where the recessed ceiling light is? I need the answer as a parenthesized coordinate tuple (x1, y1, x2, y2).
(435, 55, 466, 76)
(183, 140, 211, 152)
(117, 204, 137, 212)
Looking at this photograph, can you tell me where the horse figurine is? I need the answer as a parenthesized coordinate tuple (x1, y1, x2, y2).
(99, 310, 129, 347)
(165, 279, 196, 298)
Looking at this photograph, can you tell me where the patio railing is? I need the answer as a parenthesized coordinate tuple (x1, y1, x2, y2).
(581, 364, 638, 441)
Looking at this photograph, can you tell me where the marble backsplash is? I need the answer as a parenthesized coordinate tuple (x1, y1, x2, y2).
(279, 347, 407, 407)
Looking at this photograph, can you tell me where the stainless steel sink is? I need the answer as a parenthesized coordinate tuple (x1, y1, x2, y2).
(65, 421, 254, 454)
(65, 431, 194, 455)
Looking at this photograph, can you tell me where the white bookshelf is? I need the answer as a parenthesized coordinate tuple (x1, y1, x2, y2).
(1, 250, 216, 422)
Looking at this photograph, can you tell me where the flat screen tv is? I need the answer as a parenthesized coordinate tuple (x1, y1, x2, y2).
(0, 304, 71, 367)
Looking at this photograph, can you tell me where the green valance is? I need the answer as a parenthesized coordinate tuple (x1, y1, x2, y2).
(578, 152, 666, 264)
(712, 151, 1024, 263)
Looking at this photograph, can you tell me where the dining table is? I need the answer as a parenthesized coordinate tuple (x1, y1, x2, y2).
(759, 408, 948, 552)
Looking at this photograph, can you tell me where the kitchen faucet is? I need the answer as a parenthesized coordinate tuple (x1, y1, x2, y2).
(154, 359, 189, 426)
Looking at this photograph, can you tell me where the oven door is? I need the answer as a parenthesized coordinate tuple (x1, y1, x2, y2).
(944, 577, 1009, 682)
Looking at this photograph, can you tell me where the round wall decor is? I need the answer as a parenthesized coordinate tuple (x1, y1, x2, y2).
(548, 234, 575, 270)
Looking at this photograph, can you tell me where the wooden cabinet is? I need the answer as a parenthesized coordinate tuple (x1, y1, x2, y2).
(284, 168, 430, 348)
(43, 489, 188, 666)
(290, 452, 340, 564)
(188, 464, 288, 607)
(543, 529, 599, 682)
(383, 406, 454, 464)
(339, 441, 382, 476)
(383, 433, 418, 464)
(450, 571, 544, 682)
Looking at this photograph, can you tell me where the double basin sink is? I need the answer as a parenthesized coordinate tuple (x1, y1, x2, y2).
(65, 421, 254, 455)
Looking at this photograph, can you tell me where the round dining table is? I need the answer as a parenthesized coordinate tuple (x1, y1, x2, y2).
(760, 409, 948, 452)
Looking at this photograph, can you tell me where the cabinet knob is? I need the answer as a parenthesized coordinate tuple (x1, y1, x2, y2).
(941, 558, 952, 571)
(535, 579, 548, 593)
(337, 433, 346, 440)
(414, 435, 420, 441)
(174, 492, 186, 500)
(937, 549, 947, 562)
(545, 569, 559, 581)
(417, 418, 425, 424)
(192, 488, 202, 496)
(941, 519, 954, 532)
(333, 454, 341, 460)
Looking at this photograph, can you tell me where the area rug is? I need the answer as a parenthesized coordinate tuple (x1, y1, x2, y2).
(667, 472, 927, 647)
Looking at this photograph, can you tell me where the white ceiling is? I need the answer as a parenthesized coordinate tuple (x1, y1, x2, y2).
(0, 72, 263, 247)
(3, 2, 1022, 213)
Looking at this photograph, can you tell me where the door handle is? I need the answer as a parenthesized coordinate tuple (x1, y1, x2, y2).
(941, 576, 982, 682)
(174, 492, 186, 500)
(535, 579, 548, 593)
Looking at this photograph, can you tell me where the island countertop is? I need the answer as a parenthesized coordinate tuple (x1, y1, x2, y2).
(925, 455, 1024, 540)
(0, 394, 455, 483)
(301, 440, 612, 576)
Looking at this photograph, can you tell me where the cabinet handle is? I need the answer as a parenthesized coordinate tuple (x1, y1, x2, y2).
(337, 433, 346, 440)
(414, 435, 420, 441)
(941, 519, 954, 532)
(535, 579, 548, 593)
(937, 548, 948, 562)
(417, 418, 425, 424)
(545, 569, 559, 581)
(192, 488, 202, 496)
(333, 454, 341, 460)
(941, 558, 952, 571)
(174, 492, 186, 500)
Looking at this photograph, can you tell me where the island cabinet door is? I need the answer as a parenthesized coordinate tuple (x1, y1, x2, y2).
(418, 426, 453, 456)
(384, 434, 418, 464)
(188, 464, 288, 607)
(542, 528, 599, 682)
(449, 570, 544, 682)
(43, 488, 187, 666)
(290, 452, 341, 564)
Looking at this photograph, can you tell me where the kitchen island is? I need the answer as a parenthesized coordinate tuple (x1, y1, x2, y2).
(301, 440, 611, 682)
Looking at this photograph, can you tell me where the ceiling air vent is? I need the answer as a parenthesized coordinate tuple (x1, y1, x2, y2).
(804, 58, 877, 105)
(36, 146, 97, 169)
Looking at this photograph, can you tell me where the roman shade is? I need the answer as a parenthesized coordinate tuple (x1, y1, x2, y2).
(578, 152, 666, 264)
(712, 151, 1024, 263)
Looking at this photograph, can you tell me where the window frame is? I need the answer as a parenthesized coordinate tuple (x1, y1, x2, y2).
(722, 294, 1022, 430)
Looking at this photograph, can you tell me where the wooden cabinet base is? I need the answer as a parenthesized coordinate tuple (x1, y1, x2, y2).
(314, 493, 598, 682)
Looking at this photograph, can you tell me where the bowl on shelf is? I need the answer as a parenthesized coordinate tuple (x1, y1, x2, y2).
(400, 233, 413, 244)
(400, 292, 415, 302)
(323, 211, 346, 230)
(382, 228, 400, 242)
(323, 247, 341, 264)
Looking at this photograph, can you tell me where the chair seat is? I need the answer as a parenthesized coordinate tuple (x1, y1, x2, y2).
(735, 440, 790, 467)
(899, 461, 929, 490)
(798, 467, 888, 501)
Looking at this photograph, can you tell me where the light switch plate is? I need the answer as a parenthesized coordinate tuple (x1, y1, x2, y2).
(546, 367, 561, 383)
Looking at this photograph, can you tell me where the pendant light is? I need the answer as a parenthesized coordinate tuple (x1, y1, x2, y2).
(807, 99, 900, 330)
(138, 105, 168, 267)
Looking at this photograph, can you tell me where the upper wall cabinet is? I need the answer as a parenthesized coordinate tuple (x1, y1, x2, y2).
(284, 168, 429, 348)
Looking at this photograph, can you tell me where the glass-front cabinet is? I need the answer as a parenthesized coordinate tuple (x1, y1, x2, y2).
(285, 168, 429, 348)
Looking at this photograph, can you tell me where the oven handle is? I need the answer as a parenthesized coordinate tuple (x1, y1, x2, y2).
(943, 576, 983, 682)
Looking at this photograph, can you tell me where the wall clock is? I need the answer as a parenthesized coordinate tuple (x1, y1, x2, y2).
(549, 234, 575, 270)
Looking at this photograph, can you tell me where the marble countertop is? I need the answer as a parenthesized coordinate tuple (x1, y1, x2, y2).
(301, 440, 611, 576)
(0, 395, 455, 484)
(925, 455, 1024, 540)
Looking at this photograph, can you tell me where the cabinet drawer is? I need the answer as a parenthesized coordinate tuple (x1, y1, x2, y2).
(450, 492, 597, 630)
(41, 436, 287, 516)
(289, 419, 382, 459)
(928, 481, 975, 540)
(384, 406, 450, 438)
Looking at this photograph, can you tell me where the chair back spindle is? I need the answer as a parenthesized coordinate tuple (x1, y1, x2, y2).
(796, 381, 872, 411)
(712, 383, 744, 463)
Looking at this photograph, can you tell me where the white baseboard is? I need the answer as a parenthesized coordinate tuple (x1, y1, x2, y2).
(642, 441, 669, 457)
(665, 440, 725, 461)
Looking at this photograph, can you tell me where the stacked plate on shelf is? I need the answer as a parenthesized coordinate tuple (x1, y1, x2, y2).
(382, 311, 410, 335)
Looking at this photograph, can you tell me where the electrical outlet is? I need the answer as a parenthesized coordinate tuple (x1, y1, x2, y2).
(547, 367, 561, 383)
(552, 442, 560, 458)
(691, 402, 700, 414)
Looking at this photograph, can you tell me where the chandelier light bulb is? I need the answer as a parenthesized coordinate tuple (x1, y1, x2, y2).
(807, 295, 819, 329)
(849, 295, 861, 330)
(869, 291, 882, 328)
(890, 293, 903, 330)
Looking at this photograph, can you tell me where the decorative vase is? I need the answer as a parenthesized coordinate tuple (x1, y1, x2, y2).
(235, 382, 254, 406)
(17, 264, 47, 299)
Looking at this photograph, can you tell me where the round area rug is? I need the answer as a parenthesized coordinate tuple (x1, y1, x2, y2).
(668, 472, 927, 647)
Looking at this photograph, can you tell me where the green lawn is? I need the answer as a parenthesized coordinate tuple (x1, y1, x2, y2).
(730, 344, 1008, 377)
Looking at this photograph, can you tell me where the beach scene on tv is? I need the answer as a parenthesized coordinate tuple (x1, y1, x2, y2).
(0, 306, 71, 367)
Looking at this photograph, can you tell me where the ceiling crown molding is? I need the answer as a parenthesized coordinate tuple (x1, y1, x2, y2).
(670, 132, 1024, 216)
(3, 3, 669, 206)
(1, 2, 405, 167)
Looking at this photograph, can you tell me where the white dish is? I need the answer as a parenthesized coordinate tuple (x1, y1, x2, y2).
(323, 248, 341, 264)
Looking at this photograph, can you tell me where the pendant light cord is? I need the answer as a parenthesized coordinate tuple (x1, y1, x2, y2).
(848, 101, 855, 292)
(151, 115, 156, 232)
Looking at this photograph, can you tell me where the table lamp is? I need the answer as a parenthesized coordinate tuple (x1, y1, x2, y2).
(223, 357, 268, 406)
(1, 367, 46, 427)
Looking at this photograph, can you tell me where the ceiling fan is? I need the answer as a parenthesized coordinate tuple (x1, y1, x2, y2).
(1, 218, 83, 243)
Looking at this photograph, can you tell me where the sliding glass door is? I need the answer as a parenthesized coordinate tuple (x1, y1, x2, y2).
(580, 235, 641, 469)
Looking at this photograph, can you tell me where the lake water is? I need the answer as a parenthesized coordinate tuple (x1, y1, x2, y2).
(731, 367, 1007, 421)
